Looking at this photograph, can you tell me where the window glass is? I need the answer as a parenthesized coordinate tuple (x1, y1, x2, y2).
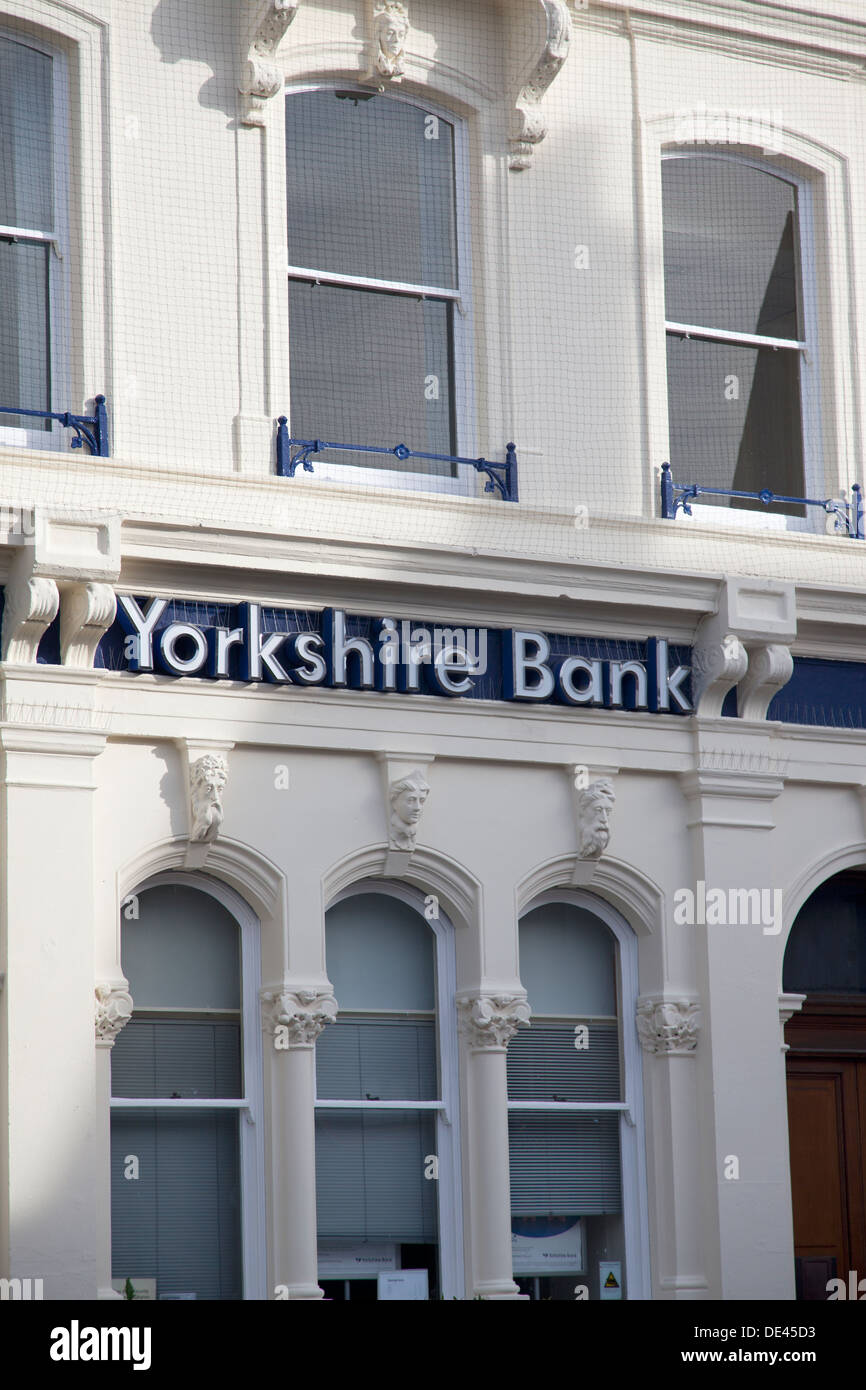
(0, 37, 53, 230)
(784, 873, 866, 994)
(119, 883, 241, 1010)
(286, 90, 456, 287)
(324, 892, 435, 1011)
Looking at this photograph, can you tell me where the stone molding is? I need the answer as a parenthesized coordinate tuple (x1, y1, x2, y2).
(778, 991, 806, 1052)
(457, 993, 531, 1050)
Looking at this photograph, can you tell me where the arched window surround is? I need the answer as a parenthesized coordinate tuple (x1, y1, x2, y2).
(110, 870, 267, 1300)
(319, 878, 464, 1299)
(515, 888, 651, 1300)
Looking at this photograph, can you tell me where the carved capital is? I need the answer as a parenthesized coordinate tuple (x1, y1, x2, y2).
(95, 982, 134, 1048)
(457, 994, 531, 1050)
(690, 633, 748, 717)
(509, 0, 572, 170)
(260, 986, 338, 1047)
(239, 0, 299, 126)
(737, 644, 794, 721)
(1, 572, 59, 664)
(367, 0, 410, 84)
(60, 582, 117, 669)
(636, 996, 701, 1055)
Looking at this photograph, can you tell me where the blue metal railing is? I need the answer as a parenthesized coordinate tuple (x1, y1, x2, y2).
(0, 395, 109, 456)
(660, 462, 863, 539)
(275, 418, 518, 501)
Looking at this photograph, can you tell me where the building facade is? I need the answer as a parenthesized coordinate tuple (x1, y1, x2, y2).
(2, 0, 866, 1300)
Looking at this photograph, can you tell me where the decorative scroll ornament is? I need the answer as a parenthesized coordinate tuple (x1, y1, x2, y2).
(457, 994, 531, 1049)
(577, 777, 616, 859)
(190, 754, 228, 843)
(636, 997, 701, 1055)
(239, 0, 300, 126)
(389, 768, 430, 852)
(690, 633, 748, 717)
(260, 987, 338, 1046)
(368, 0, 410, 83)
(1, 574, 59, 664)
(60, 582, 117, 669)
(509, 0, 572, 170)
(94, 983, 134, 1048)
(737, 644, 794, 722)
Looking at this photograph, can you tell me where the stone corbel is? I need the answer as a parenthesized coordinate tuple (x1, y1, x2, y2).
(95, 981, 134, 1049)
(375, 752, 434, 876)
(260, 985, 338, 1047)
(176, 739, 234, 868)
(1, 564, 59, 664)
(690, 631, 748, 717)
(636, 995, 701, 1055)
(692, 578, 796, 719)
(60, 583, 117, 669)
(737, 645, 794, 721)
(457, 993, 531, 1050)
(238, 0, 300, 126)
(509, 1, 573, 170)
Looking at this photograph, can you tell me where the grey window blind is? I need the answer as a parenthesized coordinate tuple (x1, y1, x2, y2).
(111, 1018, 242, 1099)
(315, 1109, 437, 1242)
(111, 1109, 242, 1300)
(507, 1022, 621, 1102)
(316, 1017, 437, 1101)
(509, 1113, 622, 1216)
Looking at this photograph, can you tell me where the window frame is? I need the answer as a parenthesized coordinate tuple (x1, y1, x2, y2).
(660, 148, 822, 533)
(0, 24, 70, 453)
(511, 889, 650, 1300)
(284, 82, 477, 499)
(316, 879, 464, 1299)
(109, 871, 267, 1301)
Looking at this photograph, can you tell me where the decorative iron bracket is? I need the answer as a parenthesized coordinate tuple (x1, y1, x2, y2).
(660, 462, 863, 538)
(0, 396, 109, 456)
(275, 418, 518, 500)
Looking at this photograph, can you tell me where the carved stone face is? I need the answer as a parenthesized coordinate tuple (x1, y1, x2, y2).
(394, 784, 425, 825)
(577, 779, 615, 858)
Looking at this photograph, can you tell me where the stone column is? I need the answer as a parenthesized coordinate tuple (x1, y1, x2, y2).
(94, 982, 134, 1299)
(260, 986, 337, 1299)
(458, 993, 530, 1299)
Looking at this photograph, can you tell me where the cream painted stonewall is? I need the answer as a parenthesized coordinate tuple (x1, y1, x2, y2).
(1, 0, 866, 1303)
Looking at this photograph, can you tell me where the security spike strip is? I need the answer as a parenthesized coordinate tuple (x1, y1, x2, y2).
(275, 417, 518, 501)
(0, 395, 109, 456)
(660, 461, 864, 537)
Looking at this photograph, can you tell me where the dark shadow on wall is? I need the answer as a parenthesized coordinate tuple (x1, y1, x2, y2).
(150, 0, 240, 122)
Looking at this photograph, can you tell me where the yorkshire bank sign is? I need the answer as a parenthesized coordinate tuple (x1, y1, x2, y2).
(114, 598, 693, 714)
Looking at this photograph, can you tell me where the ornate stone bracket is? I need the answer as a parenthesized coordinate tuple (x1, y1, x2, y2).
(1, 571, 59, 664)
(457, 994, 531, 1050)
(239, 0, 300, 126)
(365, 0, 410, 85)
(60, 583, 117, 669)
(636, 995, 701, 1055)
(260, 985, 338, 1047)
(691, 578, 796, 719)
(691, 632, 748, 717)
(737, 645, 794, 721)
(778, 991, 806, 1052)
(509, 0, 573, 170)
(95, 982, 134, 1049)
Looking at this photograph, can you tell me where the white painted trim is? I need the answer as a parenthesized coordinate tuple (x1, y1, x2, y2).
(110, 870, 267, 1302)
(284, 83, 476, 500)
(665, 322, 806, 352)
(287, 265, 462, 303)
(514, 888, 652, 1301)
(323, 878, 464, 1299)
(0, 26, 71, 455)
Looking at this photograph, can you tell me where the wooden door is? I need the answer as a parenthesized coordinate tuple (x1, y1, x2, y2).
(785, 1001, 866, 1300)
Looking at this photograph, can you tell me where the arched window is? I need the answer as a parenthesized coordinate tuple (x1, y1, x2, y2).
(315, 886, 461, 1299)
(509, 895, 647, 1300)
(662, 151, 817, 522)
(0, 30, 68, 448)
(285, 85, 472, 492)
(109, 878, 264, 1300)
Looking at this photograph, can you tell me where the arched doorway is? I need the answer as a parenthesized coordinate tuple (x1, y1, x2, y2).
(784, 870, 866, 1300)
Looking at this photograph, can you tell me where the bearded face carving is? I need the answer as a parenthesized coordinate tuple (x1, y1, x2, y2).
(190, 754, 228, 843)
(576, 778, 616, 859)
